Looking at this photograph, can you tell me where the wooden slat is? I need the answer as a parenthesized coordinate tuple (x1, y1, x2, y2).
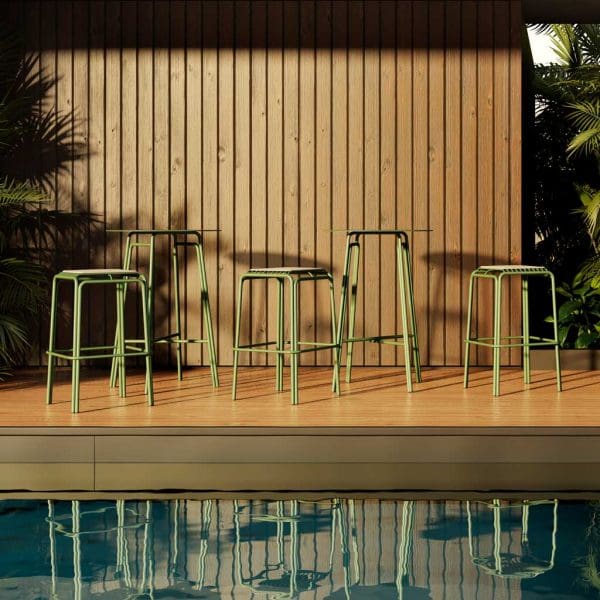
(315, 0, 333, 362)
(510, 0, 523, 366)
(202, 1, 219, 365)
(266, 1, 284, 367)
(347, 0, 365, 366)
(494, 1, 511, 366)
(185, 0, 203, 366)
(250, 1, 268, 365)
(364, 1, 380, 366)
(170, 1, 187, 366)
(428, 1, 445, 366)
(21, 0, 522, 369)
(121, 2, 138, 341)
(299, 0, 315, 363)
(218, 0, 235, 365)
(234, 1, 251, 364)
(380, 0, 396, 367)
(105, 1, 121, 353)
(153, 0, 170, 364)
(477, 1, 495, 366)
(412, 0, 429, 365)
(396, 0, 413, 367)
(445, 1, 462, 366)
(87, 1, 105, 352)
(461, 1, 479, 367)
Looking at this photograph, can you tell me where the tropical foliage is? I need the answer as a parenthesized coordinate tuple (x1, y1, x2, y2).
(529, 25, 600, 346)
(529, 24, 600, 283)
(0, 26, 87, 378)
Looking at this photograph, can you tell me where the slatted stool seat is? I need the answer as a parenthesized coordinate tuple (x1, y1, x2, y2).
(232, 267, 340, 405)
(46, 269, 153, 413)
(464, 265, 561, 396)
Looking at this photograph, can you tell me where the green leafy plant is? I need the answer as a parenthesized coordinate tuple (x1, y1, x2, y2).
(546, 273, 600, 349)
(0, 25, 93, 378)
(527, 25, 600, 282)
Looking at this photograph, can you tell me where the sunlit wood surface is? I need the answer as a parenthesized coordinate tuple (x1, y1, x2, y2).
(0, 367, 597, 428)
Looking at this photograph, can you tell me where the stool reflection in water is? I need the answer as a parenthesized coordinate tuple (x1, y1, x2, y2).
(232, 500, 346, 597)
(466, 499, 558, 579)
(232, 499, 429, 599)
(41, 499, 432, 598)
(46, 499, 217, 598)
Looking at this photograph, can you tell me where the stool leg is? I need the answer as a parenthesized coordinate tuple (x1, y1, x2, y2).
(140, 278, 154, 405)
(549, 273, 562, 391)
(345, 242, 361, 383)
(522, 275, 531, 384)
(332, 237, 353, 391)
(290, 277, 299, 405)
(71, 282, 82, 413)
(196, 242, 219, 387)
(232, 276, 246, 400)
(329, 274, 340, 396)
(116, 282, 127, 398)
(396, 237, 413, 392)
(402, 238, 422, 383)
(464, 273, 476, 388)
(493, 275, 503, 397)
(110, 235, 134, 388)
(276, 278, 284, 392)
(172, 241, 183, 381)
(46, 277, 59, 405)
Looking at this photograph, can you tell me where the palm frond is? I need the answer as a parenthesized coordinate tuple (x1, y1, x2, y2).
(567, 127, 600, 158)
(0, 314, 29, 365)
(0, 178, 46, 206)
(577, 24, 600, 64)
(0, 257, 45, 313)
(549, 25, 581, 68)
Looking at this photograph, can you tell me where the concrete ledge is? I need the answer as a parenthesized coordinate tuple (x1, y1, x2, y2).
(0, 464, 94, 490)
(2, 427, 600, 491)
(94, 462, 600, 492)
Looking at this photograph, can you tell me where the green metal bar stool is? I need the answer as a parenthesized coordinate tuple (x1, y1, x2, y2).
(46, 269, 154, 413)
(464, 265, 562, 396)
(232, 267, 340, 405)
(107, 229, 219, 387)
(334, 230, 422, 392)
(466, 499, 558, 579)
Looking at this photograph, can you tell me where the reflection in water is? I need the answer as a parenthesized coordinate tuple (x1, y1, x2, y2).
(467, 500, 558, 579)
(0, 498, 598, 598)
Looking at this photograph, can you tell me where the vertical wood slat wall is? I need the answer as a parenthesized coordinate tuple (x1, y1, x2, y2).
(15, 0, 522, 367)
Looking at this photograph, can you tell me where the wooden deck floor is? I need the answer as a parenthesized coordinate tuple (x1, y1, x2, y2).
(0, 365, 595, 428)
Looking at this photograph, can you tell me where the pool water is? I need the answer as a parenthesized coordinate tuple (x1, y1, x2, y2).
(0, 498, 599, 598)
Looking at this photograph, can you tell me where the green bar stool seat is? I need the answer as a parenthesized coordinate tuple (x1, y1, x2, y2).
(46, 269, 154, 413)
(463, 265, 561, 396)
(232, 267, 340, 405)
(334, 230, 422, 392)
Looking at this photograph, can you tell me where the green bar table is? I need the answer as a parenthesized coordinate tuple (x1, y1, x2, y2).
(332, 229, 429, 392)
(107, 229, 219, 386)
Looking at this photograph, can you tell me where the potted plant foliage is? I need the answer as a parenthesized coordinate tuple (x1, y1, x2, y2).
(528, 24, 600, 370)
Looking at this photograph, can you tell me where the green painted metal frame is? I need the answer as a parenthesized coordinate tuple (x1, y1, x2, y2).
(107, 229, 219, 387)
(231, 269, 340, 405)
(333, 230, 422, 392)
(463, 266, 562, 396)
(46, 271, 154, 413)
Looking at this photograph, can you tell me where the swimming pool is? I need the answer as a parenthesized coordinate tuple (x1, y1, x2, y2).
(0, 498, 597, 598)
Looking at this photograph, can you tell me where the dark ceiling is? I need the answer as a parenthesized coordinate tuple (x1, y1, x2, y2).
(523, 0, 600, 23)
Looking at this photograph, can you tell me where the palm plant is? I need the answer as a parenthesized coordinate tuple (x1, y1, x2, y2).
(0, 25, 93, 378)
(0, 28, 49, 378)
(528, 25, 600, 345)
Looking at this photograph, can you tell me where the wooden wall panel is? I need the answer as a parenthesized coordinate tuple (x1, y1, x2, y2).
(16, 0, 522, 367)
